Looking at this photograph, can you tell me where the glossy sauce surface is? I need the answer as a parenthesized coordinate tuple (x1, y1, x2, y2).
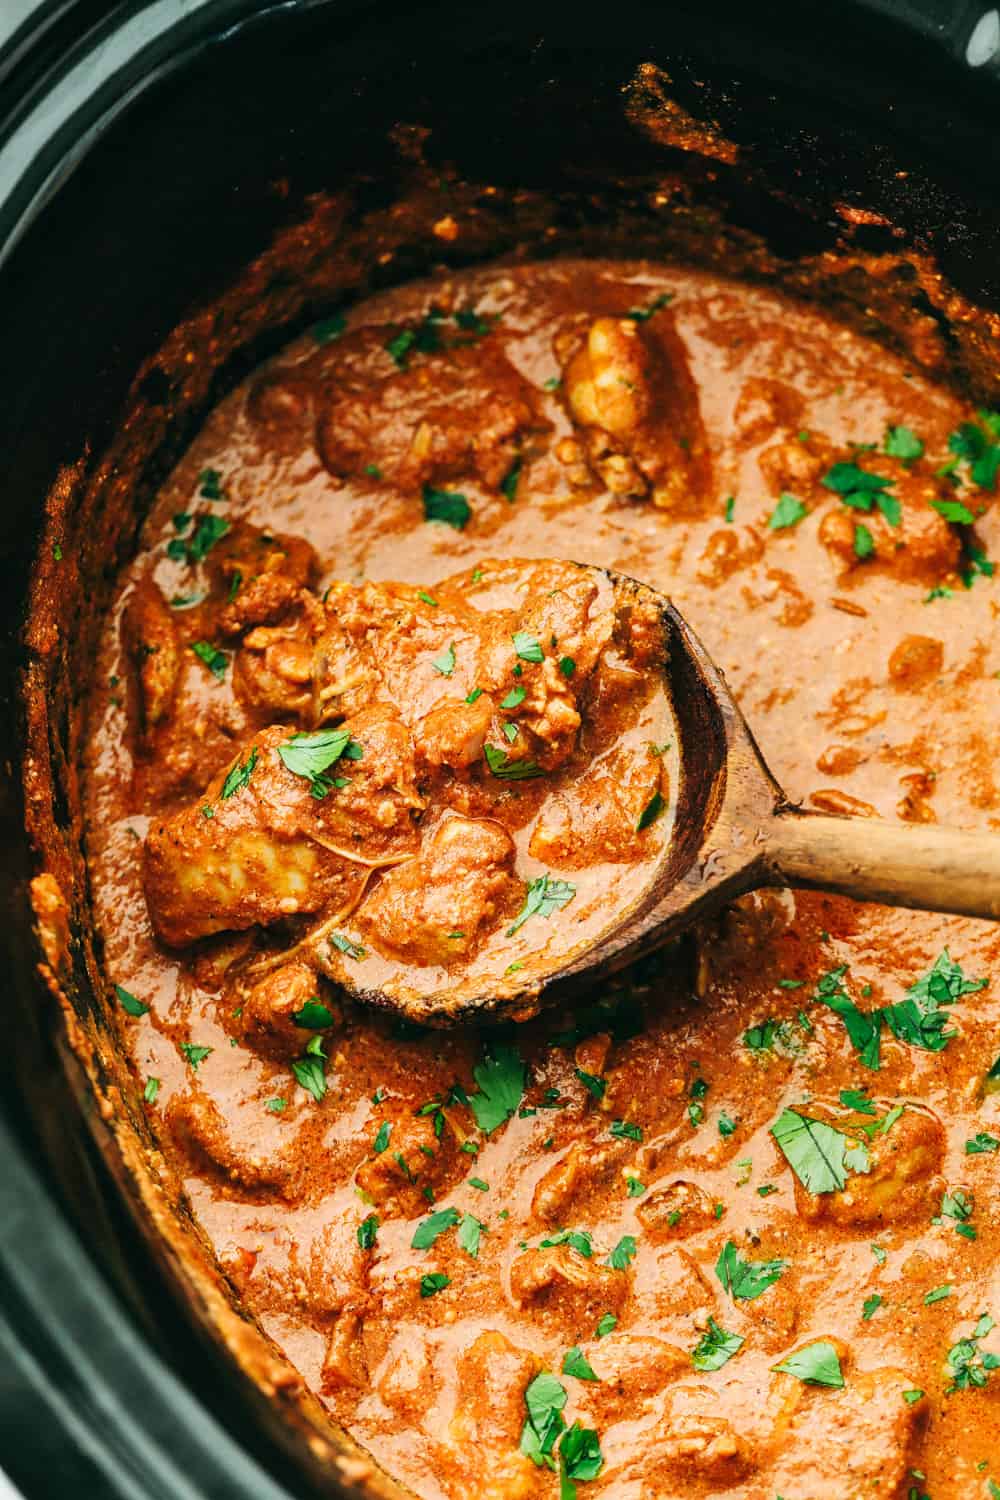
(84, 260, 1000, 1500)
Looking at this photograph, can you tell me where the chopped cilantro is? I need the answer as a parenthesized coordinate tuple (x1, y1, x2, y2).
(484, 744, 544, 779)
(718, 1110, 737, 1138)
(508, 874, 576, 935)
(872, 1244, 888, 1265)
(768, 492, 807, 530)
(932, 497, 977, 524)
(609, 1119, 642, 1142)
(330, 932, 366, 960)
(595, 1313, 617, 1338)
(501, 459, 522, 502)
(903, 1388, 924, 1405)
(724, 496, 735, 523)
(372, 1121, 391, 1154)
(431, 642, 456, 677)
(946, 1312, 1000, 1391)
(691, 1317, 744, 1372)
(562, 1346, 599, 1381)
(626, 291, 673, 321)
(512, 631, 544, 663)
(468, 1045, 526, 1133)
(265, 1097, 286, 1114)
(559, 1422, 603, 1497)
(501, 685, 527, 710)
(773, 1341, 844, 1388)
(967, 1131, 1000, 1155)
(278, 727, 356, 798)
(412, 1206, 461, 1249)
(420, 1273, 450, 1298)
(854, 522, 875, 560)
(177, 513, 230, 563)
(636, 790, 665, 831)
(606, 1235, 637, 1270)
(862, 1293, 883, 1320)
(468, 1177, 489, 1192)
(292, 1037, 327, 1103)
(190, 641, 228, 680)
(520, 1371, 567, 1469)
(884, 425, 924, 464)
(198, 467, 224, 500)
(292, 999, 334, 1030)
(840, 1087, 877, 1115)
(457, 1212, 485, 1258)
(948, 412, 1000, 490)
(143, 1077, 160, 1103)
(180, 1043, 213, 1070)
(822, 461, 900, 525)
(311, 311, 347, 343)
(575, 1068, 606, 1100)
(540, 1229, 593, 1257)
(115, 984, 149, 1017)
(626, 1176, 645, 1197)
(924, 1283, 952, 1305)
(357, 1213, 379, 1250)
(715, 1240, 786, 1300)
(558, 656, 576, 677)
(220, 747, 258, 800)
(423, 484, 471, 529)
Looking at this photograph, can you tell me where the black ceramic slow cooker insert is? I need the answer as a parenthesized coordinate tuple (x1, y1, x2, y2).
(4, 2, 1000, 1495)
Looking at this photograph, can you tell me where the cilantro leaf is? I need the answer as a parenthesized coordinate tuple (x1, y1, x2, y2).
(457, 1212, 485, 1258)
(967, 1132, 1000, 1155)
(431, 642, 456, 677)
(559, 1422, 603, 1497)
(575, 1069, 606, 1100)
(773, 1341, 844, 1388)
(423, 484, 471, 529)
(854, 522, 875, 559)
(771, 1107, 869, 1194)
(715, 1240, 786, 1300)
(180, 513, 230, 563)
(520, 1372, 568, 1469)
(606, 1235, 637, 1270)
(626, 292, 673, 321)
(311, 311, 347, 343)
(595, 1313, 617, 1338)
(468, 1045, 526, 1133)
(884, 425, 924, 463)
(508, 874, 577, 935)
(412, 1207, 461, 1249)
(292, 999, 334, 1030)
(540, 1229, 593, 1258)
(862, 1293, 883, 1320)
(949, 414, 1000, 490)
(512, 631, 545, 663)
(220, 747, 258, 800)
(932, 497, 976, 524)
(278, 728, 354, 798)
(691, 1317, 744, 1372)
(190, 641, 228, 680)
(115, 984, 149, 1017)
(609, 1119, 642, 1141)
(420, 1272, 450, 1297)
(372, 1121, 391, 1154)
(291, 1043, 327, 1103)
(840, 1087, 877, 1115)
(143, 1077, 160, 1103)
(330, 932, 366, 960)
(501, 459, 522, 502)
(822, 462, 899, 525)
(180, 1043, 213, 1070)
(484, 744, 544, 779)
(636, 790, 665, 831)
(768, 492, 807, 530)
(357, 1213, 379, 1250)
(562, 1346, 599, 1381)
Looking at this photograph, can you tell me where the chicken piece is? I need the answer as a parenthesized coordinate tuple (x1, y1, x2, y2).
(143, 709, 421, 947)
(316, 329, 547, 493)
(630, 1245, 717, 1345)
(636, 1180, 717, 1241)
(558, 314, 710, 513)
(586, 1336, 688, 1423)
(530, 1137, 631, 1224)
(245, 367, 316, 455)
(818, 464, 962, 582)
(122, 577, 182, 731)
(167, 1088, 296, 1195)
(355, 1109, 452, 1217)
(320, 1307, 368, 1393)
(234, 604, 379, 726)
(530, 745, 665, 869)
(768, 1364, 920, 1499)
(360, 815, 519, 966)
(791, 1104, 944, 1229)
(211, 522, 318, 636)
(644, 1385, 754, 1487)
(887, 633, 944, 689)
(757, 433, 836, 496)
(234, 960, 339, 1061)
(508, 1244, 628, 1329)
(448, 1331, 541, 1461)
(415, 693, 495, 770)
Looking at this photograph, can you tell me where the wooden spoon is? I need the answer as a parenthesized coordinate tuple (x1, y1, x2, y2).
(344, 570, 1000, 1027)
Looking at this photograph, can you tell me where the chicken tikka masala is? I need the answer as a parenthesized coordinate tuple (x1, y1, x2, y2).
(84, 259, 1000, 1500)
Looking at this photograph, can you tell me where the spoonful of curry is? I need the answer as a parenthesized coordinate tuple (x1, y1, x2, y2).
(143, 556, 1000, 1026)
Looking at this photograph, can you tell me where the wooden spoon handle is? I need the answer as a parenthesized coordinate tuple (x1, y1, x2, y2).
(766, 807, 1000, 921)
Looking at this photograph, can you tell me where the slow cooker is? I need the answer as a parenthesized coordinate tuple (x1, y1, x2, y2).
(4, 1, 1000, 1494)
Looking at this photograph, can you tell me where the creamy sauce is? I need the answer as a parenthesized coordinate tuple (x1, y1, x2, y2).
(83, 259, 1000, 1500)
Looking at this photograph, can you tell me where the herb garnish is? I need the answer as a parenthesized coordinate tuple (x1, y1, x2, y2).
(501, 459, 522, 503)
(967, 1131, 1000, 1155)
(292, 999, 334, 1029)
(771, 1108, 870, 1194)
(220, 747, 258, 800)
(626, 291, 673, 321)
(457, 1212, 486, 1258)
(773, 1341, 844, 1388)
(484, 744, 544, 779)
(180, 1043, 213, 1070)
(540, 1229, 593, 1257)
(947, 411, 1000, 490)
(278, 727, 360, 798)
(330, 932, 366, 960)
(412, 1207, 461, 1249)
(507, 874, 577, 935)
(691, 1318, 744, 1372)
(884, 425, 924, 464)
(512, 631, 544, 663)
(115, 984, 149, 1017)
(198, 467, 224, 500)
(946, 1312, 1000, 1390)
(423, 484, 471, 529)
(818, 951, 987, 1069)
(562, 1347, 599, 1381)
(420, 1273, 450, 1298)
(822, 462, 900, 525)
(468, 1045, 526, 1133)
(575, 1069, 606, 1100)
(606, 1235, 637, 1270)
(636, 790, 665, 831)
(768, 493, 807, 530)
(168, 513, 230, 564)
(609, 1119, 642, 1142)
(431, 642, 456, 677)
(715, 1240, 786, 1300)
(311, 311, 347, 344)
(357, 1214, 379, 1250)
(595, 1314, 617, 1338)
(291, 1036, 327, 1102)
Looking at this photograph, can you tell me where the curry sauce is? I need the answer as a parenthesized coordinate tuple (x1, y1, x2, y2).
(83, 259, 1000, 1500)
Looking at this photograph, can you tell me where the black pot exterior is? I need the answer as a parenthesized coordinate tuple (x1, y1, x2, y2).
(2, 2, 1000, 1495)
